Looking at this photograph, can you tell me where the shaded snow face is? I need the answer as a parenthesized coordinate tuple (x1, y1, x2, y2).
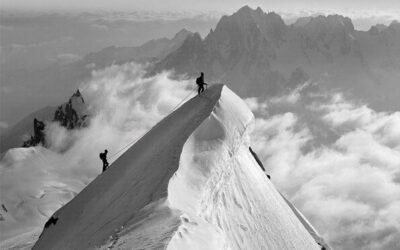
(167, 87, 319, 250)
(0, 63, 195, 242)
(247, 83, 400, 250)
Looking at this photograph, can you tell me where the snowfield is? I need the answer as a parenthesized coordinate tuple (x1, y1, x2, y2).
(11, 84, 322, 249)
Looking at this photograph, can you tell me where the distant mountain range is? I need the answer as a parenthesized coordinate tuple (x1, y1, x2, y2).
(82, 28, 192, 67)
(152, 6, 400, 110)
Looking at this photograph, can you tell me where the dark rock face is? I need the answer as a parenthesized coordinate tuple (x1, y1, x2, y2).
(22, 89, 89, 148)
(53, 89, 88, 130)
(22, 118, 46, 147)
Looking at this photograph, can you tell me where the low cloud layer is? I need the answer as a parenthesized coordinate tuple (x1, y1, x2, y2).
(248, 85, 400, 250)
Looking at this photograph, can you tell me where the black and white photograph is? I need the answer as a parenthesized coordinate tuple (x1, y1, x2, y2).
(0, 0, 399, 249)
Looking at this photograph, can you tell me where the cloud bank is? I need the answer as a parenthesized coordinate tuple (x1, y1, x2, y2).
(248, 85, 400, 250)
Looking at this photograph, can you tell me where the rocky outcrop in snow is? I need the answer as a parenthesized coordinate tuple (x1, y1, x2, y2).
(19, 89, 89, 148)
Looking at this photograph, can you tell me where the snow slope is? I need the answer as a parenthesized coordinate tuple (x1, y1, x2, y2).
(281, 193, 331, 250)
(0, 146, 91, 247)
(33, 84, 321, 249)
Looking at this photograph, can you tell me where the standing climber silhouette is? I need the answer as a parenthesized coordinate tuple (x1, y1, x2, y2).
(196, 72, 208, 95)
(99, 149, 109, 172)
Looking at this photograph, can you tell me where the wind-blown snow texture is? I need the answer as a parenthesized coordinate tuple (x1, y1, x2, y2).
(33, 85, 320, 250)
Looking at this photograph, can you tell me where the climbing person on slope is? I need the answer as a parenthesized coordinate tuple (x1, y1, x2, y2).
(196, 72, 208, 95)
(99, 149, 109, 172)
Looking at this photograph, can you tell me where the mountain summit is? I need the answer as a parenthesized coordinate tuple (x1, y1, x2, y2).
(32, 85, 326, 249)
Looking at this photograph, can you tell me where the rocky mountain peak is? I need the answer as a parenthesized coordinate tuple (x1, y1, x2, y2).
(210, 6, 286, 48)
(368, 24, 388, 35)
(306, 14, 355, 33)
(173, 28, 192, 41)
(181, 32, 203, 50)
(235, 5, 253, 17)
(388, 20, 400, 31)
(22, 89, 89, 148)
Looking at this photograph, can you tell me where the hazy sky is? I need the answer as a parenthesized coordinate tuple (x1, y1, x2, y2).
(1, 0, 400, 14)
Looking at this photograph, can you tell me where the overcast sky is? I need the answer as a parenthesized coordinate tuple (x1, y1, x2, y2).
(1, 0, 400, 14)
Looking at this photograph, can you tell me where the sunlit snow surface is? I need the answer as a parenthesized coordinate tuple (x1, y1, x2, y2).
(167, 86, 319, 250)
(0, 147, 89, 247)
(5, 85, 321, 249)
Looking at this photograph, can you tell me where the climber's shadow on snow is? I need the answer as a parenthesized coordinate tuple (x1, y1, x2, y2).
(44, 215, 59, 229)
(37, 215, 59, 240)
(249, 146, 270, 179)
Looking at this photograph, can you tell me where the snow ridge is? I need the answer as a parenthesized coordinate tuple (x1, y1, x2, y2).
(33, 85, 223, 250)
(166, 86, 319, 250)
(33, 84, 320, 250)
